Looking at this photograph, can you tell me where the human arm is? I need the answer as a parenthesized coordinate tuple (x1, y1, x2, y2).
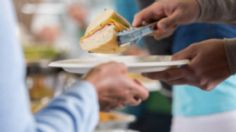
(224, 38, 236, 74)
(133, 0, 236, 39)
(197, 0, 236, 24)
(34, 62, 149, 131)
(143, 39, 232, 90)
(133, 0, 200, 39)
(34, 81, 99, 132)
(1, 2, 148, 132)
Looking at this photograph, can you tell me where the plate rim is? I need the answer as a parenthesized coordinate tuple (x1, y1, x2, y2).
(49, 59, 189, 68)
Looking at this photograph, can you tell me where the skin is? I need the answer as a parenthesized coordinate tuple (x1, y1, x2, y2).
(133, 0, 200, 40)
(68, 4, 88, 28)
(84, 62, 149, 111)
(36, 26, 60, 43)
(144, 39, 231, 90)
(133, 0, 233, 90)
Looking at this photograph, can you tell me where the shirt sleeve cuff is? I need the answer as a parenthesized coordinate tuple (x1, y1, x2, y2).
(67, 80, 98, 101)
(66, 80, 100, 113)
(224, 38, 236, 74)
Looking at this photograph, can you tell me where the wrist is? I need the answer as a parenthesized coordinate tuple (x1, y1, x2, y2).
(194, 0, 202, 22)
(82, 76, 100, 94)
(224, 38, 236, 74)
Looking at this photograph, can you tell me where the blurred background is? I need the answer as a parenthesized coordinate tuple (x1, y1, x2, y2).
(14, 0, 172, 132)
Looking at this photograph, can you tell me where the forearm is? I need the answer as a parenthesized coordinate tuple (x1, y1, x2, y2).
(197, 0, 236, 24)
(224, 38, 236, 74)
(35, 81, 99, 132)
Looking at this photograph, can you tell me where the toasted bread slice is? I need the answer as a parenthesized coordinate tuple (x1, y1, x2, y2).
(80, 9, 130, 54)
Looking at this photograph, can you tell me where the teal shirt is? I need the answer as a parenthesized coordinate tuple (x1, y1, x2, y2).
(173, 76, 236, 116)
(173, 24, 236, 116)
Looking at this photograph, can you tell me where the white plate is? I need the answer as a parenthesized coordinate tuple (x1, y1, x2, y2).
(49, 55, 189, 74)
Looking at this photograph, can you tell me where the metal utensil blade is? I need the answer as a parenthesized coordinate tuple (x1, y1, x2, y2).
(117, 22, 156, 45)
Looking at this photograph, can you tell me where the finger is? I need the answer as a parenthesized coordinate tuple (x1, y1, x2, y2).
(116, 102, 125, 109)
(204, 83, 219, 91)
(167, 78, 189, 85)
(133, 3, 163, 27)
(133, 79, 143, 86)
(172, 44, 198, 60)
(100, 97, 123, 111)
(166, 75, 204, 89)
(144, 67, 188, 82)
(201, 78, 223, 91)
(157, 10, 182, 31)
(153, 26, 176, 40)
(99, 100, 115, 111)
(98, 61, 128, 73)
(125, 78, 149, 101)
(172, 74, 210, 90)
(143, 72, 160, 80)
(110, 62, 127, 73)
(127, 97, 142, 106)
(117, 62, 128, 73)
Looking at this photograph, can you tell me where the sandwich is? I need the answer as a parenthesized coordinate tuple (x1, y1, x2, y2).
(80, 9, 130, 54)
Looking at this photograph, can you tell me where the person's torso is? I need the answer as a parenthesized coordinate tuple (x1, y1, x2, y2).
(172, 23, 236, 117)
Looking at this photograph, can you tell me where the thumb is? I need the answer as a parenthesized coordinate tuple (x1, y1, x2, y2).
(172, 44, 197, 60)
